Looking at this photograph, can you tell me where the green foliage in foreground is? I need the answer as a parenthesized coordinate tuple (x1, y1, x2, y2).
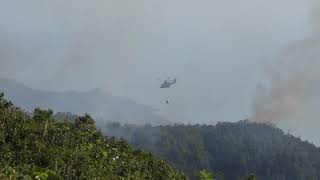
(199, 170, 215, 180)
(0, 93, 186, 179)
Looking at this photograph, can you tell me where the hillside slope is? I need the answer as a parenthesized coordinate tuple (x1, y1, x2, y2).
(0, 93, 185, 179)
(103, 121, 320, 180)
(0, 78, 169, 125)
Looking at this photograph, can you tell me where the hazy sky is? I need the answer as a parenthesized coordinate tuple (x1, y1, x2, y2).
(0, 0, 318, 142)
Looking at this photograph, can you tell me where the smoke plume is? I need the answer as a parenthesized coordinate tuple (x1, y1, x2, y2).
(253, 0, 320, 123)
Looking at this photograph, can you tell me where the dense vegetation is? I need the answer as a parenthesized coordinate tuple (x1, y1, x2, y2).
(0, 93, 186, 179)
(103, 121, 320, 180)
(3, 89, 319, 180)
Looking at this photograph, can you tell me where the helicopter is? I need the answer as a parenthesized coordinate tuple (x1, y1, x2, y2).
(160, 78, 177, 88)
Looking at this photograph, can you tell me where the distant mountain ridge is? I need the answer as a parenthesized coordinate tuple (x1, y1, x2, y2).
(0, 78, 170, 125)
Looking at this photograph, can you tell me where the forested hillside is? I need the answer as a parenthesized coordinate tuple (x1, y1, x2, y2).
(0, 93, 185, 179)
(103, 121, 320, 180)
(2, 89, 319, 180)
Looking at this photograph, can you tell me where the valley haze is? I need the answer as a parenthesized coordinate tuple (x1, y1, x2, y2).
(1, 0, 320, 146)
